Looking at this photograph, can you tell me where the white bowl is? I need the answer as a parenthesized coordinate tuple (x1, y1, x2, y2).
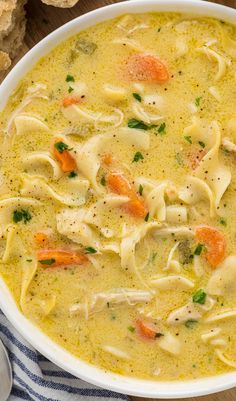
(0, 0, 236, 398)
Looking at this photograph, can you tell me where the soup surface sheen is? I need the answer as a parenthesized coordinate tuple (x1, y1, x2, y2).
(1, 12, 236, 381)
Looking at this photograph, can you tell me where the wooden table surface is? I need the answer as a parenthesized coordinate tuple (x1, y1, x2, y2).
(4, 0, 236, 399)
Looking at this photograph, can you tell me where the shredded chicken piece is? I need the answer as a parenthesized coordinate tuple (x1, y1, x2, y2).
(70, 288, 153, 316)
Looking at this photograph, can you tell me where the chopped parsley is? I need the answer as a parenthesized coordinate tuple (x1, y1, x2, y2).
(132, 151, 144, 163)
(185, 319, 198, 329)
(138, 184, 143, 196)
(192, 289, 206, 305)
(68, 86, 74, 93)
(39, 258, 55, 265)
(144, 212, 149, 222)
(85, 246, 97, 254)
(26, 259, 32, 262)
(195, 97, 202, 107)
(54, 141, 69, 153)
(157, 27, 161, 32)
(132, 93, 142, 102)
(184, 135, 192, 144)
(194, 243, 204, 256)
(151, 252, 157, 264)
(128, 326, 135, 333)
(175, 152, 184, 166)
(155, 332, 164, 338)
(68, 171, 77, 178)
(219, 217, 227, 227)
(13, 209, 32, 224)
(198, 141, 205, 148)
(128, 118, 149, 130)
(66, 74, 75, 82)
(157, 122, 166, 135)
(128, 118, 159, 131)
(100, 175, 106, 186)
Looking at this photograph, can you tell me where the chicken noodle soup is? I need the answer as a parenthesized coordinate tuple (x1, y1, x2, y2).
(1, 13, 236, 381)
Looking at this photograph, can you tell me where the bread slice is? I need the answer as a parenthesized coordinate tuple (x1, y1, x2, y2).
(0, 0, 80, 75)
(0, 4, 26, 59)
(41, 0, 79, 7)
(0, 50, 11, 70)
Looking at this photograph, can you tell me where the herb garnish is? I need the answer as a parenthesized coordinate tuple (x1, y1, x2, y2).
(128, 118, 159, 131)
(85, 246, 97, 254)
(185, 319, 198, 329)
(184, 135, 192, 144)
(192, 289, 206, 305)
(68, 86, 74, 93)
(54, 141, 69, 153)
(195, 97, 202, 107)
(128, 326, 135, 333)
(138, 184, 143, 196)
(100, 175, 106, 186)
(66, 74, 75, 82)
(39, 258, 56, 265)
(194, 243, 204, 256)
(144, 212, 149, 222)
(175, 152, 184, 166)
(132, 151, 144, 163)
(68, 171, 77, 178)
(132, 93, 142, 102)
(128, 118, 149, 130)
(157, 122, 166, 135)
(155, 332, 164, 338)
(13, 209, 32, 224)
(151, 252, 157, 264)
(198, 141, 205, 148)
(219, 218, 227, 227)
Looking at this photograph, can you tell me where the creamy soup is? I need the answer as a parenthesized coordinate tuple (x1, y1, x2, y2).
(1, 12, 236, 381)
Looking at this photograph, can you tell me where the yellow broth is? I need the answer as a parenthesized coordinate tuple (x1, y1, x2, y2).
(0, 13, 236, 380)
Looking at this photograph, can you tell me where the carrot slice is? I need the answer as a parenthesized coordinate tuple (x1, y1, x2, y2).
(125, 54, 169, 83)
(53, 138, 77, 173)
(107, 172, 147, 218)
(136, 319, 157, 340)
(34, 232, 48, 246)
(195, 226, 226, 268)
(102, 153, 113, 167)
(62, 95, 81, 108)
(37, 249, 88, 268)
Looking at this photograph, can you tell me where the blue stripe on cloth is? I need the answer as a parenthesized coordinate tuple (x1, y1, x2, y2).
(0, 312, 129, 401)
(0, 322, 39, 362)
(11, 387, 33, 400)
(40, 370, 77, 379)
(8, 351, 127, 400)
(9, 349, 128, 398)
(15, 373, 128, 401)
(14, 374, 61, 401)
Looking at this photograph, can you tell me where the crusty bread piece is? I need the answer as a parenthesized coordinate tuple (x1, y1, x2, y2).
(0, 50, 11, 70)
(0, 7, 26, 59)
(0, 1, 18, 35)
(0, 0, 79, 75)
(0, 0, 26, 56)
(41, 0, 79, 7)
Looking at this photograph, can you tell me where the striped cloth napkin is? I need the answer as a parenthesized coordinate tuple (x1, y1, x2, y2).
(0, 311, 129, 401)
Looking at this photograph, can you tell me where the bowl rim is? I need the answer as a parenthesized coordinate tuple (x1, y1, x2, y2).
(1, 0, 236, 398)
